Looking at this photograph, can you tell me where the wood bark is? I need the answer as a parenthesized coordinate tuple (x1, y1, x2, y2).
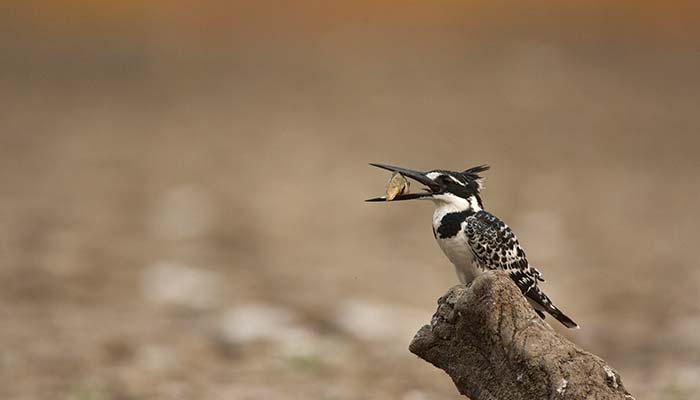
(409, 271, 635, 400)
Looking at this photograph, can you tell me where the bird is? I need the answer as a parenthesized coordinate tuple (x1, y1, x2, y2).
(367, 163, 579, 329)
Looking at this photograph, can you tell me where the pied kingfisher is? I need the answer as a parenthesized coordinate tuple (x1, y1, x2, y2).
(367, 163, 578, 329)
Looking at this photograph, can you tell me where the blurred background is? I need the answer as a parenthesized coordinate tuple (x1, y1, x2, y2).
(1, 1, 699, 399)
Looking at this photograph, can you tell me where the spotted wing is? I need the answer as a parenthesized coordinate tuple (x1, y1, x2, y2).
(464, 211, 543, 296)
(463, 211, 578, 328)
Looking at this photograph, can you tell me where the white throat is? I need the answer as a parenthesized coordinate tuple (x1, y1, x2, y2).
(427, 193, 482, 284)
(428, 193, 481, 212)
(428, 193, 481, 225)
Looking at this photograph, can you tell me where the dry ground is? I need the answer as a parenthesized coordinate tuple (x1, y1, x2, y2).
(1, 3, 699, 399)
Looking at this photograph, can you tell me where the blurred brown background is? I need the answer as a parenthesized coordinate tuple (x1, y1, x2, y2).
(1, 1, 699, 399)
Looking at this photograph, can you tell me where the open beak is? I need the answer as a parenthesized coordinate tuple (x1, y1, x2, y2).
(365, 163, 442, 202)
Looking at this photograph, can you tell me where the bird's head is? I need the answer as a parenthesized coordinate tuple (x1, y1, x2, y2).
(367, 163, 490, 210)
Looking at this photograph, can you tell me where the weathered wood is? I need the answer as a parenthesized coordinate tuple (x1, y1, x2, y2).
(409, 271, 635, 400)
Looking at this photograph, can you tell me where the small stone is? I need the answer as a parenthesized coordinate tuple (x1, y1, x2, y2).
(218, 303, 302, 344)
(142, 261, 222, 310)
(335, 299, 424, 343)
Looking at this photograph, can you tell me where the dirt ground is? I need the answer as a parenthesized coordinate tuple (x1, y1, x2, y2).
(1, 3, 699, 399)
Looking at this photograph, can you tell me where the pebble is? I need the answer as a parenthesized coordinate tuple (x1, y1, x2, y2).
(335, 299, 425, 343)
(142, 261, 222, 310)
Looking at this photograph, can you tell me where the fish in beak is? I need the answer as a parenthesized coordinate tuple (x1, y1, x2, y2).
(366, 163, 442, 202)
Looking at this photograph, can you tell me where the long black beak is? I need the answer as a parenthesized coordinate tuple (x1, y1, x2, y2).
(365, 163, 441, 202)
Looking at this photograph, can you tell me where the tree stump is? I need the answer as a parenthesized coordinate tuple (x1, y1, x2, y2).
(409, 271, 635, 400)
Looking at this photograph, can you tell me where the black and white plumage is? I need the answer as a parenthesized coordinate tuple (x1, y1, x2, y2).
(367, 163, 579, 329)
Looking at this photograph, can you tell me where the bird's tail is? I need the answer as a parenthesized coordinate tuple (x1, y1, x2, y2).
(526, 287, 579, 329)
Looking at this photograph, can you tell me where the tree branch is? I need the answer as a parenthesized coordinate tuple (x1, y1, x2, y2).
(409, 271, 635, 400)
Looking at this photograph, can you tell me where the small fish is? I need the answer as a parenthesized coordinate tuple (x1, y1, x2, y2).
(385, 172, 410, 201)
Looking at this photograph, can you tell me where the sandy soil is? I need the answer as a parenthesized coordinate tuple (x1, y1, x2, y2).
(1, 3, 699, 399)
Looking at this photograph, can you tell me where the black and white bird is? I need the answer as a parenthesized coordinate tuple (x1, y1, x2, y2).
(367, 163, 578, 329)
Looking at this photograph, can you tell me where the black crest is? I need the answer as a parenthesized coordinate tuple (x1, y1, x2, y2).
(458, 164, 489, 193)
(462, 165, 490, 180)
